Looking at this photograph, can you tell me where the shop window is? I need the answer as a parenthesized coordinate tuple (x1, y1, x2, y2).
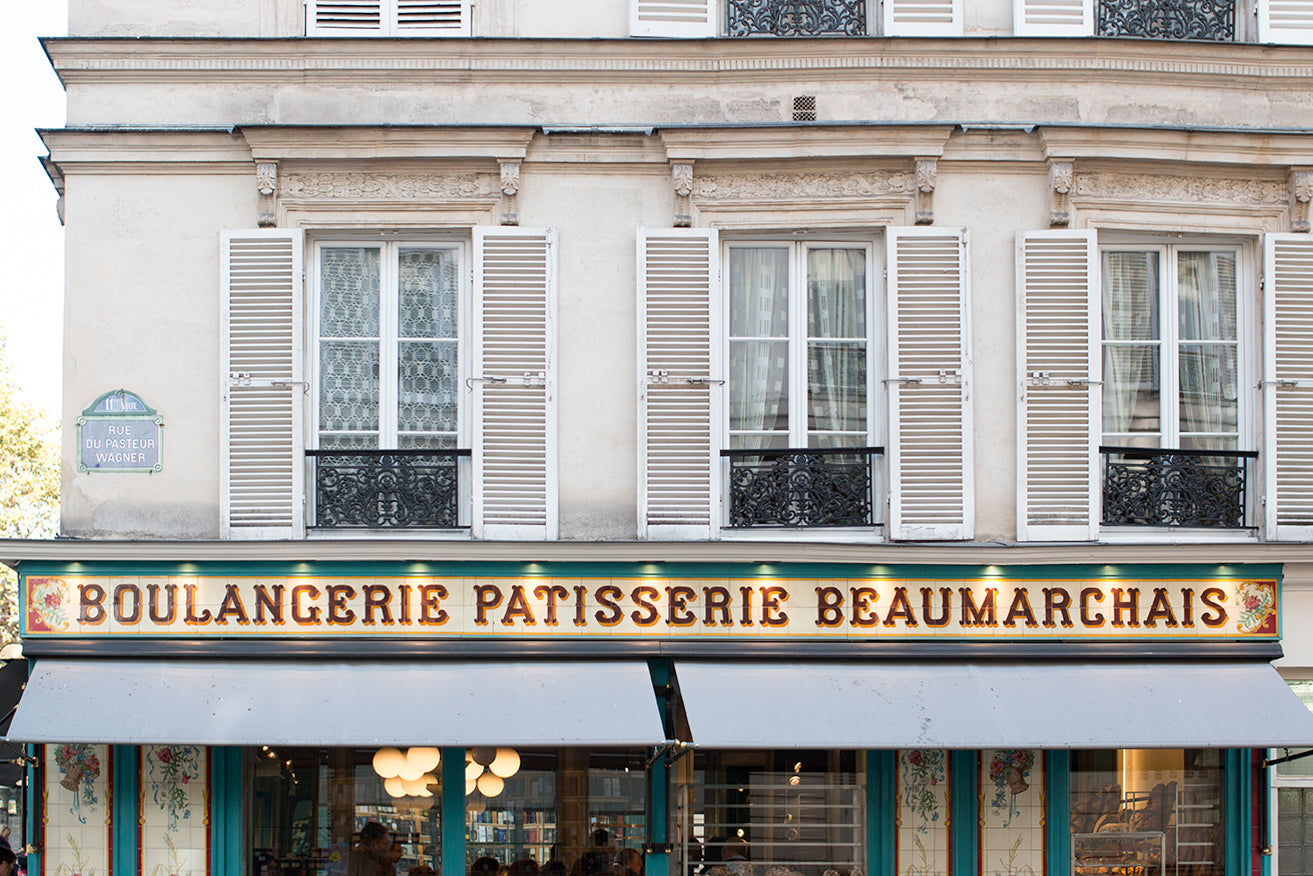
(463, 749, 647, 871)
(676, 750, 865, 876)
(723, 239, 882, 529)
(1273, 681, 1313, 876)
(1071, 749, 1224, 876)
(250, 748, 442, 876)
(1099, 241, 1256, 529)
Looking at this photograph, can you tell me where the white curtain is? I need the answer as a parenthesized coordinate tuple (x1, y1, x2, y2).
(1101, 251, 1158, 445)
(807, 248, 867, 446)
(1177, 251, 1237, 450)
(729, 247, 790, 450)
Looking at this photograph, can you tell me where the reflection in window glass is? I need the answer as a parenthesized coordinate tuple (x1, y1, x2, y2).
(1071, 750, 1222, 876)
(250, 748, 441, 876)
(678, 751, 864, 876)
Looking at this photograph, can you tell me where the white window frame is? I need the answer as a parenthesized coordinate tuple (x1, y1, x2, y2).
(1097, 233, 1259, 537)
(719, 235, 885, 536)
(307, 235, 472, 533)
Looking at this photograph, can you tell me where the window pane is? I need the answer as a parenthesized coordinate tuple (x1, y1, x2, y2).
(1103, 251, 1159, 342)
(729, 248, 789, 338)
(399, 248, 459, 340)
(398, 340, 458, 434)
(808, 341, 866, 434)
(730, 340, 789, 436)
(1178, 251, 1237, 342)
(1282, 788, 1313, 876)
(321, 247, 381, 337)
(807, 248, 866, 339)
(320, 340, 379, 444)
(1102, 344, 1160, 438)
(1072, 750, 1222, 876)
(1179, 343, 1237, 446)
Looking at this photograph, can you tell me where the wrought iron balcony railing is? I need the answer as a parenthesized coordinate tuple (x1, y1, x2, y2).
(722, 446, 883, 528)
(308, 449, 471, 529)
(1097, 0, 1234, 40)
(727, 0, 866, 36)
(1100, 446, 1256, 528)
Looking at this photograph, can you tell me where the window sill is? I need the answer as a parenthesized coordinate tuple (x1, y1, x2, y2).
(1098, 526, 1259, 545)
(719, 526, 885, 544)
(307, 528, 472, 540)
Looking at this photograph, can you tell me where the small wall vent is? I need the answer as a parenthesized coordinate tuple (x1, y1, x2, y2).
(793, 95, 817, 122)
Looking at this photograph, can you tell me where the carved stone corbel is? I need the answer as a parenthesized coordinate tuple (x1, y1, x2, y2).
(256, 162, 278, 227)
(1291, 168, 1313, 233)
(1050, 161, 1073, 228)
(915, 159, 936, 225)
(499, 162, 520, 226)
(673, 163, 694, 227)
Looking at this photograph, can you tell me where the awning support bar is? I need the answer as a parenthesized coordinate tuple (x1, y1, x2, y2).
(645, 740, 693, 768)
(1263, 747, 1313, 769)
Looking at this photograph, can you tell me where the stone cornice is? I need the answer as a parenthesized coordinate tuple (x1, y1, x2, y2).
(241, 125, 536, 160)
(42, 36, 1313, 86)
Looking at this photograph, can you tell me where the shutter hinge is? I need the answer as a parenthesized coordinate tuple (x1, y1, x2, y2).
(647, 370, 722, 386)
(1260, 379, 1309, 388)
(1024, 371, 1102, 387)
(229, 372, 252, 386)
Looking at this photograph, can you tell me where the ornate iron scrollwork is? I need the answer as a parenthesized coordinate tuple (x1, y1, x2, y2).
(1101, 447, 1254, 528)
(724, 447, 881, 528)
(310, 449, 469, 528)
(727, 0, 866, 36)
(1097, 0, 1234, 40)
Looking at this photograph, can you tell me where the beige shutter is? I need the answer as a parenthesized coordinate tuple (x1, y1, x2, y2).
(1259, 0, 1313, 43)
(1014, 0, 1092, 34)
(472, 227, 558, 540)
(396, 0, 472, 35)
(1016, 231, 1099, 541)
(1265, 234, 1313, 540)
(886, 227, 973, 540)
(220, 229, 305, 539)
(638, 228, 720, 538)
(883, 0, 963, 35)
(630, 0, 718, 37)
(307, 0, 385, 34)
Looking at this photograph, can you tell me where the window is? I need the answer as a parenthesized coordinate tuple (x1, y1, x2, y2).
(629, 0, 965, 37)
(1099, 241, 1255, 528)
(726, 0, 868, 36)
(306, 0, 471, 36)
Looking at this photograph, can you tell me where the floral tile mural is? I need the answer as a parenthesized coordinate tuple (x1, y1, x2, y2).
(897, 750, 950, 876)
(979, 750, 1044, 876)
(44, 744, 111, 876)
(141, 746, 210, 876)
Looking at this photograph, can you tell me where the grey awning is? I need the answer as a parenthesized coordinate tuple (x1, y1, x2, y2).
(8, 659, 665, 747)
(676, 661, 1313, 749)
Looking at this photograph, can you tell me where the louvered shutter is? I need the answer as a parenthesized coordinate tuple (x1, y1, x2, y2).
(638, 228, 720, 538)
(883, 0, 964, 35)
(1259, 0, 1313, 43)
(630, 0, 718, 37)
(307, 0, 470, 35)
(472, 227, 558, 540)
(220, 229, 305, 540)
(1016, 231, 1099, 541)
(1014, 0, 1092, 34)
(886, 227, 973, 540)
(1265, 234, 1313, 540)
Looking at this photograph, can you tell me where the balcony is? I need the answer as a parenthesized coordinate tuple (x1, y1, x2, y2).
(727, 0, 866, 36)
(722, 447, 883, 528)
(1100, 446, 1256, 528)
(1097, 0, 1234, 40)
(308, 449, 471, 529)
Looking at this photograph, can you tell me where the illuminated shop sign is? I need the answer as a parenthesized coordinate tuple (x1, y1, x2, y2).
(23, 574, 1279, 639)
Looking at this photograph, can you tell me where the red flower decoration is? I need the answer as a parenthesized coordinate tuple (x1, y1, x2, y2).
(45, 593, 61, 608)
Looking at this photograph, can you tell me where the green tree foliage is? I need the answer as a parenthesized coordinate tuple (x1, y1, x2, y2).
(0, 339, 59, 647)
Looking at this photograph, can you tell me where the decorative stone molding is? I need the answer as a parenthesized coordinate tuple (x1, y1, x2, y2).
(673, 164, 694, 227)
(1292, 169, 1313, 233)
(915, 159, 937, 225)
(256, 161, 278, 227)
(499, 161, 520, 226)
(693, 170, 916, 202)
(280, 172, 498, 201)
(1073, 172, 1287, 206)
(1050, 161, 1073, 228)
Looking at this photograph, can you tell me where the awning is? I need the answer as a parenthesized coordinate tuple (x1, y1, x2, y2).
(676, 661, 1313, 749)
(8, 660, 666, 747)
(0, 660, 28, 738)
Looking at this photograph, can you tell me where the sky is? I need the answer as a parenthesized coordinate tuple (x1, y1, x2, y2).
(0, 6, 67, 419)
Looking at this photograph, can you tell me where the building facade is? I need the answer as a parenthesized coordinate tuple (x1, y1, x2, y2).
(9, 4, 1313, 876)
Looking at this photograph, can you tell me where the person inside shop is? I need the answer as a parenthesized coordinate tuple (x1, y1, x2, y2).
(348, 823, 390, 876)
(409, 865, 435, 876)
(618, 848, 643, 876)
(0, 846, 17, 876)
(720, 840, 750, 876)
(470, 856, 501, 876)
(378, 841, 403, 876)
(542, 862, 567, 876)
(509, 859, 539, 876)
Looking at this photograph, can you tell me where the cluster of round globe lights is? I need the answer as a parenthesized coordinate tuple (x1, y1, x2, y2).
(372, 747, 442, 803)
(465, 747, 521, 798)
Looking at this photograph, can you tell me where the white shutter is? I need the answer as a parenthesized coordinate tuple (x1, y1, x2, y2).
(1259, 0, 1313, 43)
(886, 227, 973, 540)
(638, 228, 720, 538)
(307, 0, 470, 36)
(1265, 234, 1313, 540)
(1014, 0, 1092, 35)
(884, 0, 963, 35)
(1016, 230, 1099, 541)
(472, 227, 558, 540)
(307, 0, 385, 35)
(220, 229, 305, 540)
(630, 0, 718, 37)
